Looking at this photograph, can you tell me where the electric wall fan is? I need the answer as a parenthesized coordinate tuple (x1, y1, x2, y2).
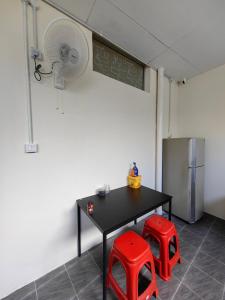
(43, 18, 89, 89)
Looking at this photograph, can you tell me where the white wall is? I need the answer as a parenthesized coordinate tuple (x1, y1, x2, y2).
(176, 65, 225, 220)
(0, 0, 157, 297)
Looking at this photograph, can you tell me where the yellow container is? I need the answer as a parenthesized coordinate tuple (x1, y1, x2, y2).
(127, 175, 142, 189)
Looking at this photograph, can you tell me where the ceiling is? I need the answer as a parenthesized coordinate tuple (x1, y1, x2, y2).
(44, 0, 225, 80)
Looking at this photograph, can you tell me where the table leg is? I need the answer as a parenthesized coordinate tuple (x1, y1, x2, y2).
(103, 233, 107, 300)
(77, 203, 81, 257)
(168, 199, 172, 221)
(134, 219, 137, 225)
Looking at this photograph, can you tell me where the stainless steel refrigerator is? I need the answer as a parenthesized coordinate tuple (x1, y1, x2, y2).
(163, 138, 205, 223)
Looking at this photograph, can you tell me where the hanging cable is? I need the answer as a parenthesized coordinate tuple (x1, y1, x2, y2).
(33, 57, 58, 81)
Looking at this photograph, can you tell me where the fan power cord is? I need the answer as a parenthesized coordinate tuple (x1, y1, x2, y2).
(33, 57, 57, 81)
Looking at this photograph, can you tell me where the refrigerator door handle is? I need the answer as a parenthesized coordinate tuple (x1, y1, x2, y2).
(188, 165, 204, 168)
(190, 167, 196, 223)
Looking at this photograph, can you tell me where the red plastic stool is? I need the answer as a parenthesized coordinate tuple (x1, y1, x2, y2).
(107, 230, 158, 300)
(142, 215, 181, 281)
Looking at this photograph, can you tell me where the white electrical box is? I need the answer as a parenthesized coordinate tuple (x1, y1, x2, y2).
(24, 143, 38, 153)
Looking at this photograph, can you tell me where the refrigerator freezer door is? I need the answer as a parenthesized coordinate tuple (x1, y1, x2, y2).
(189, 138, 205, 167)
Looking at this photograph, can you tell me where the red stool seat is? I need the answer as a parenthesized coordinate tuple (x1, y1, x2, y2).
(114, 231, 150, 263)
(145, 215, 175, 235)
(142, 215, 181, 281)
(107, 230, 158, 300)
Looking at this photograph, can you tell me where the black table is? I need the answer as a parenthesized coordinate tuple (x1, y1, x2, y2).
(77, 186, 172, 300)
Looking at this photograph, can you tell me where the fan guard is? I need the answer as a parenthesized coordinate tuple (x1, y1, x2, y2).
(43, 18, 89, 88)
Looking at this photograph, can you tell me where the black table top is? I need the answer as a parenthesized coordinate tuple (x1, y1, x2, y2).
(77, 186, 172, 234)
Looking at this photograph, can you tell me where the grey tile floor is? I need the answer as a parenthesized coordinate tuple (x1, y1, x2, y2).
(2, 212, 225, 300)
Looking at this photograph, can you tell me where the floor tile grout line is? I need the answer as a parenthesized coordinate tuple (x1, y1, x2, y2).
(194, 253, 224, 285)
(180, 224, 211, 238)
(205, 227, 225, 239)
(196, 247, 225, 265)
(77, 273, 101, 296)
(34, 281, 39, 300)
(181, 225, 212, 237)
(183, 221, 214, 235)
(34, 267, 66, 290)
(170, 219, 216, 300)
(197, 244, 225, 267)
(64, 264, 79, 300)
(178, 220, 215, 248)
(211, 229, 225, 238)
(179, 236, 203, 250)
(13, 284, 37, 300)
(209, 231, 225, 240)
(182, 282, 202, 299)
(87, 250, 103, 274)
(177, 224, 187, 234)
(188, 263, 224, 286)
(173, 273, 184, 282)
(222, 284, 225, 300)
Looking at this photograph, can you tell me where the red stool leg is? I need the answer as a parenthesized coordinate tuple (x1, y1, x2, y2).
(127, 267, 137, 300)
(175, 231, 182, 264)
(107, 255, 127, 299)
(168, 232, 182, 276)
(137, 260, 159, 300)
(149, 259, 159, 298)
(145, 232, 162, 278)
(162, 235, 171, 280)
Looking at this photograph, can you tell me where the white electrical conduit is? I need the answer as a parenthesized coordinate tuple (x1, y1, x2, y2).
(168, 79, 172, 138)
(22, 0, 34, 144)
(32, 0, 38, 50)
(155, 67, 164, 215)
